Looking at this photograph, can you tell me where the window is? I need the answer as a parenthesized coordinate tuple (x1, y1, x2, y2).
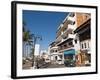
(64, 44, 67, 47)
(55, 56, 57, 60)
(73, 21, 75, 25)
(55, 50, 57, 52)
(69, 42, 73, 45)
(84, 43, 86, 48)
(51, 50, 54, 53)
(71, 21, 75, 25)
(75, 39, 77, 44)
(64, 28, 67, 31)
(81, 43, 83, 49)
(59, 55, 62, 59)
(63, 36, 67, 39)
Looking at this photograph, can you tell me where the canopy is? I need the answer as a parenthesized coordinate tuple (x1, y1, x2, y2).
(64, 49, 75, 55)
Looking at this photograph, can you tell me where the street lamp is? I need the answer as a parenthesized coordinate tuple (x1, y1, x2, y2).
(32, 34, 42, 68)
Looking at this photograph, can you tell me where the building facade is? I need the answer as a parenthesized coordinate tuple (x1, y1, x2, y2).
(49, 12, 91, 67)
(74, 13, 91, 66)
(49, 42, 64, 64)
(55, 13, 78, 66)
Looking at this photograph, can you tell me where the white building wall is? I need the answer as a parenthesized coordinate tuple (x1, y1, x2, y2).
(47, 47, 51, 56)
(74, 34, 81, 54)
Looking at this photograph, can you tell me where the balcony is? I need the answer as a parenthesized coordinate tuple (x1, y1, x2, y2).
(62, 33, 75, 39)
(67, 24, 75, 32)
(58, 45, 74, 52)
(60, 25, 75, 37)
(67, 34, 75, 38)
(50, 46, 58, 50)
(68, 16, 75, 22)
(56, 35, 62, 42)
(57, 24, 64, 32)
(57, 34, 75, 46)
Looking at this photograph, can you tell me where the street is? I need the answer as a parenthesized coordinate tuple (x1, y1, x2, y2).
(37, 62, 65, 69)
(23, 60, 66, 69)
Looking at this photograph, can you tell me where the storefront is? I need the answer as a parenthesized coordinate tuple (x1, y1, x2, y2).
(64, 49, 76, 67)
(64, 49, 75, 60)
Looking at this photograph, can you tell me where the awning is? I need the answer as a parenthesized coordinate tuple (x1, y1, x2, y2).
(64, 49, 75, 55)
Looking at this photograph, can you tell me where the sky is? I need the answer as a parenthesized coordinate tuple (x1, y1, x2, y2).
(23, 10, 68, 51)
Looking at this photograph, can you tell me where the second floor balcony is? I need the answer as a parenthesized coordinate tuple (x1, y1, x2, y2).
(58, 45, 74, 52)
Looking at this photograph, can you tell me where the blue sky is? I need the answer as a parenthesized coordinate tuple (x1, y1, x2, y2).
(23, 10, 68, 50)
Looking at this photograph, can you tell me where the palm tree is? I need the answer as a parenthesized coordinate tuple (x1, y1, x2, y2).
(23, 29, 34, 57)
(23, 20, 34, 58)
(27, 39, 33, 58)
(23, 21, 26, 58)
(22, 21, 42, 68)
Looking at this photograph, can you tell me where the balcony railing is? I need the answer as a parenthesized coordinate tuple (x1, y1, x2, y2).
(67, 24, 75, 31)
(56, 35, 62, 42)
(62, 33, 75, 39)
(50, 46, 58, 50)
(60, 25, 75, 37)
(68, 16, 75, 22)
(58, 45, 74, 51)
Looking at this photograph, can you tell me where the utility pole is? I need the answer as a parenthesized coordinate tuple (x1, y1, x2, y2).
(32, 35, 42, 69)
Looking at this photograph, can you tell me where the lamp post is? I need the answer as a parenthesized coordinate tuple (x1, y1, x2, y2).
(32, 35, 42, 68)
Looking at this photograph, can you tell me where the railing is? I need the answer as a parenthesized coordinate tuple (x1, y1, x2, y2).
(67, 24, 75, 31)
(68, 16, 75, 22)
(58, 45, 74, 51)
(62, 34, 75, 39)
